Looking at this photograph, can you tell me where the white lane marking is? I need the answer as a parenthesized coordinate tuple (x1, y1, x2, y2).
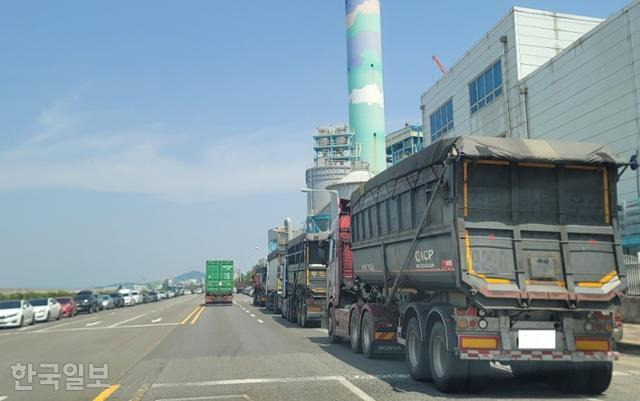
(156, 395, 252, 401)
(86, 321, 102, 327)
(153, 376, 345, 388)
(152, 310, 157, 313)
(153, 374, 411, 389)
(39, 322, 181, 333)
(628, 370, 640, 376)
(316, 328, 328, 333)
(613, 371, 629, 376)
(337, 377, 377, 401)
(152, 318, 163, 323)
(250, 314, 255, 318)
(245, 310, 250, 314)
(257, 319, 264, 324)
(0, 395, 8, 401)
(108, 314, 146, 328)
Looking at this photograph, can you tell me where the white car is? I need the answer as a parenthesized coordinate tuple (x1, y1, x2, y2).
(29, 298, 61, 322)
(131, 291, 143, 304)
(118, 289, 134, 306)
(184, 290, 192, 295)
(0, 300, 35, 328)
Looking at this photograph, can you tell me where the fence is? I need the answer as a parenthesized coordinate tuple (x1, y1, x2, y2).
(623, 254, 640, 296)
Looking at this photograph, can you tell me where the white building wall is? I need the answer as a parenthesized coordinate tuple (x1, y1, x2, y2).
(420, 7, 603, 145)
(522, 1, 640, 203)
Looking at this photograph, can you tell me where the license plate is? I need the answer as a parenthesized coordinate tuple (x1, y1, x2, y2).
(518, 330, 556, 350)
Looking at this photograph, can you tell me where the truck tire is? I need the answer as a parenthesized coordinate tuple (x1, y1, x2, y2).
(465, 360, 490, 393)
(585, 362, 613, 394)
(349, 310, 362, 353)
(328, 306, 340, 343)
(510, 361, 544, 381)
(551, 362, 612, 395)
(428, 321, 468, 393)
(299, 302, 307, 328)
(361, 311, 375, 359)
(405, 317, 431, 381)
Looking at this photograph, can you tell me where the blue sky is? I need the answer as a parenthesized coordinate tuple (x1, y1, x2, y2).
(0, 0, 629, 288)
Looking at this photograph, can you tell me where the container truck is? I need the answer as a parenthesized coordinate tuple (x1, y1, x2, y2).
(205, 260, 234, 304)
(252, 259, 268, 306)
(281, 216, 330, 327)
(266, 220, 291, 313)
(326, 136, 627, 394)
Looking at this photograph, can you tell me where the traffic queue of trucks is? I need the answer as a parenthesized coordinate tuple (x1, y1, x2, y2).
(250, 136, 628, 394)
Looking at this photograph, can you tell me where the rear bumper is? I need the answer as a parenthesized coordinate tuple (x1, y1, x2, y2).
(460, 349, 618, 362)
(205, 294, 233, 304)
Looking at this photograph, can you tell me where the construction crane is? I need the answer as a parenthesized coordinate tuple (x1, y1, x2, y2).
(432, 54, 447, 75)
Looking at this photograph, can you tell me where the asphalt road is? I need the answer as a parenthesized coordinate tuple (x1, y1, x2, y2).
(1, 294, 639, 401)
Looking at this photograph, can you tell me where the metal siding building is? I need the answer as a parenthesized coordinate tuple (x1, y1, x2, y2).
(420, 7, 602, 143)
(420, 2, 640, 247)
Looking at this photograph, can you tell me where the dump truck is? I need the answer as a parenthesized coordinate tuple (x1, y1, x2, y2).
(266, 220, 291, 313)
(252, 259, 267, 306)
(326, 136, 627, 394)
(281, 215, 330, 327)
(205, 260, 234, 304)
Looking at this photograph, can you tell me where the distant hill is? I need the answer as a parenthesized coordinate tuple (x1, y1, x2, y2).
(174, 270, 204, 282)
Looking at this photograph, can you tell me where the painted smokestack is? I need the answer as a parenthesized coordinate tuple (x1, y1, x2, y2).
(346, 0, 386, 175)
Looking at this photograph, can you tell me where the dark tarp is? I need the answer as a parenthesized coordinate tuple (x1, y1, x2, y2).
(352, 136, 626, 205)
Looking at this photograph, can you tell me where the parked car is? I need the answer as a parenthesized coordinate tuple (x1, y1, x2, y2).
(74, 293, 99, 314)
(56, 297, 78, 317)
(142, 292, 150, 303)
(167, 290, 175, 298)
(29, 298, 61, 322)
(131, 291, 143, 304)
(109, 293, 124, 308)
(98, 295, 114, 310)
(0, 300, 34, 328)
(184, 289, 192, 295)
(195, 288, 203, 294)
(118, 289, 134, 306)
(157, 291, 166, 300)
(147, 291, 159, 302)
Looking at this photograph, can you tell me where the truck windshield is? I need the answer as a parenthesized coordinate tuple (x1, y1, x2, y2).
(307, 242, 328, 265)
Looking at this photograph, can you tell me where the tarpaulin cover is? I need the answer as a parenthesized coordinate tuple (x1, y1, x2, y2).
(352, 136, 626, 204)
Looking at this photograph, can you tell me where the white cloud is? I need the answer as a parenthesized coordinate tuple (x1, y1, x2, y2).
(349, 83, 384, 107)
(346, 0, 380, 29)
(0, 98, 311, 202)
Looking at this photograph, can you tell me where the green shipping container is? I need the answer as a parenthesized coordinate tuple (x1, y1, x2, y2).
(205, 260, 234, 296)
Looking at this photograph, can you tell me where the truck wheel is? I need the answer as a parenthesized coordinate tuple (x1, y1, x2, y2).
(465, 360, 490, 393)
(510, 361, 544, 381)
(428, 321, 468, 393)
(405, 317, 431, 381)
(328, 307, 340, 343)
(349, 310, 362, 353)
(361, 311, 375, 359)
(585, 362, 613, 394)
(299, 302, 307, 328)
(552, 362, 612, 395)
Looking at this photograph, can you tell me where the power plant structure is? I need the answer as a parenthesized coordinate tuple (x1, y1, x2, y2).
(304, 0, 387, 218)
(345, 0, 387, 175)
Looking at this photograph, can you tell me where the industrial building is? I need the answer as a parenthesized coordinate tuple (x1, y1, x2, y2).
(385, 124, 423, 166)
(420, 1, 640, 250)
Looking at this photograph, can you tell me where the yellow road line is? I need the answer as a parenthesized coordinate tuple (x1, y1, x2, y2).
(180, 306, 202, 325)
(190, 306, 205, 325)
(92, 384, 120, 401)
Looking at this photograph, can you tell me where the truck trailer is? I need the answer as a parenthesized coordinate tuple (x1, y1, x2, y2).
(252, 259, 267, 307)
(326, 136, 627, 394)
(205, 260, 234, 304)
(281, 220, 330, 327)
(266, 221, 290, 313)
